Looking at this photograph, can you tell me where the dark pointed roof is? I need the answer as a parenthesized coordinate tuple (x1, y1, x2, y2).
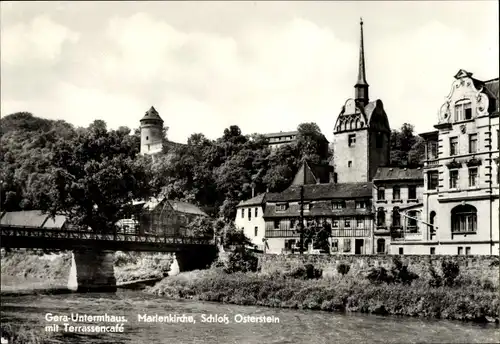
(140, 106, 163, 122)
(356, 18, 368, 87)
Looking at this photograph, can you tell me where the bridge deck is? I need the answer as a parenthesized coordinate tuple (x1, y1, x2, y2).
(0, 225, 214, 252)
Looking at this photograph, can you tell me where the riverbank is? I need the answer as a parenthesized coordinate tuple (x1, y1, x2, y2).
(146, 266, 499, 323)
(0, 249, 173, 292)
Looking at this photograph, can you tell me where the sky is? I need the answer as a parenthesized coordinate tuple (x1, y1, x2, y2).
(1, 1, 498, 144)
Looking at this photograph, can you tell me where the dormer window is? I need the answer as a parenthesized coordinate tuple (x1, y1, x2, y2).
(332, 201, 346, 209)
(454, 99, 472, 122)
(276, 203, 288, 211)
(355, 201, 367, 209)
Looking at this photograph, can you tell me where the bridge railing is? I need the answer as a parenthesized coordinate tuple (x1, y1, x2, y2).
(0, 225, 213, 245)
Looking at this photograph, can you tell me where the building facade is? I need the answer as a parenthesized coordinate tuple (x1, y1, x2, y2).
(416, 69, 499, 256)
(264, 131, 299, 150)
(140, 106, 164, 155)
(234, 193, 267, 251)
(371, 167, 425, 255)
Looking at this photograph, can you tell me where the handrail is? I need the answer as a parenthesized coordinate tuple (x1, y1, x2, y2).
(0, 225, 214, 245)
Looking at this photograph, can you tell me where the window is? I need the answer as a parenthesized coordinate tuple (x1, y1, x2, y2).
(428, 171, 439, 190)
(146, 136, 149, 141)
(348, 161, 352, 168)
(377, 187, 385, 200)
(450, 137, 458, 156)
(276, 203, 287, 211)
(255, 208, 258, 217)
(332, 219, 339, 228)
(355, 201, 366, 209)
(427, 141, 438, 160)
(398, 247, 404, 255)
(303, 203, 310, 211)
(248, 208, 251, 221)
(407, 211, 418, 232)
(393, 186, 401, 200)
(408, 186, 417, 200)
(469, 134, 478, 154)
(451, 204, 477, 233)
(376, 132, 383, 148)
(290, 219, 296, 228)
(241, 209, 244, 218)
(430, 247, 436, 255)
(376, 208, 385, 226)
(468, 168, 478, 187)
(147, 144, 150, 151)
(449, 170, 459, 189)
(345, 218, 351, 228)
(343, 239, 351, 252)
(254, 227, 258, 237)
(348, 134, 356, 147)
(454, 99, 472, 121)
(356, 217, 363, 228)
(430, 211, 436, 234)
(332, 201, 346, 209)
(333, 173, 338, 183)
(392, 208, 401, 227)
(377, 239, 386, 254)
(273, 220, 280, 229)
(331, 239, 339, 252)
(458, 247, 463, 255)
(465, 247, 471, 255)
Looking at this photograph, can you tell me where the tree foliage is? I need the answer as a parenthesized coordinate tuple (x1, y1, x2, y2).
(390, 123, 425, 167)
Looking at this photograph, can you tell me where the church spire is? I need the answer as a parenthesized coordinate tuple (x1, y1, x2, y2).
(355, 17, 369, 106)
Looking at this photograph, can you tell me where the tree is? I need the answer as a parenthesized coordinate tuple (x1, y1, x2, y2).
(296, 122, 330, 164)
(34, 122, 153, 233)
(186, 216, 215, 238)
(390, 123, 425, 167)
(302, 219, 331, 253)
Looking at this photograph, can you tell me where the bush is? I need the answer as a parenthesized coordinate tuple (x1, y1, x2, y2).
(366, 267, 393, 284)
(337, 263, 350, 276)
(391, 257, 419, 285)
(428, 263, 442, 288)
(224, 248, 258, 274)
(287, 264, 322, 280)
(441, 260, 460, 287)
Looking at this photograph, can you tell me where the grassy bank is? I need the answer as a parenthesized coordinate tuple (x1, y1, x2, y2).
(147, 265, 499, 323)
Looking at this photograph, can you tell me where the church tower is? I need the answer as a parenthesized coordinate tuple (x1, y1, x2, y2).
(140, 106, 164, 155)
(332, 19, 391, 183)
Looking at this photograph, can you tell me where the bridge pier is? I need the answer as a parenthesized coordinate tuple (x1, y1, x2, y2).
(171, 247, 217, 275)
(68, 249, 117, 293)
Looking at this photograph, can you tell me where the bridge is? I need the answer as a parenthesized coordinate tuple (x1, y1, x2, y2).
(0, 208, 217, 293)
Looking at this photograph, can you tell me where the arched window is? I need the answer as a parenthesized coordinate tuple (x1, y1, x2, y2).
(377, 239, 386, 254)
(392, 207, 401, 228)
(451, 204, 477, 233)
(407, 210, 418, 232)
(429, 211, 436, 234)
(454, 99, 472, 122)
(350, 119, 355, 130)
(355, 118, 361, 129)
(376, 208, 385, 226)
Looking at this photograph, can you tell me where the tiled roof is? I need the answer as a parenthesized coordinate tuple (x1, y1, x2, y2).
(266, 182, 372, 202)
(167, 200, 207, 216)
(237, 193, 267, 207)
(0, 210, 66, 229)
(264, 131, 298, 138)
(140, 106, 163, 122)
(372, 167, 423, 181)
(485, 78, 499, 99)
(264, 201, 372, 218)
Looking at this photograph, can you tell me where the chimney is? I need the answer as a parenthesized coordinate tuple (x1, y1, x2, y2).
(251, 186, 255, 198)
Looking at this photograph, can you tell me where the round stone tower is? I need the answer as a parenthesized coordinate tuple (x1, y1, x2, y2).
(140, 106, 164, 155)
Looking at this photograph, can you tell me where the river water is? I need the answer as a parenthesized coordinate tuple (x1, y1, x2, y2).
(1, 290, 499, 344)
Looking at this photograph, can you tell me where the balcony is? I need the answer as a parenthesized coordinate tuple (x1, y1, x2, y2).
(425, 159, 439, 168)
(391, 227, 422, 241)
(374, 226, 390, 235)
(265, 229, 299, 238)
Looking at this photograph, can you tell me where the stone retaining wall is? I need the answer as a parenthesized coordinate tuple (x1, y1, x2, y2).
(258, 254, 500, 282)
